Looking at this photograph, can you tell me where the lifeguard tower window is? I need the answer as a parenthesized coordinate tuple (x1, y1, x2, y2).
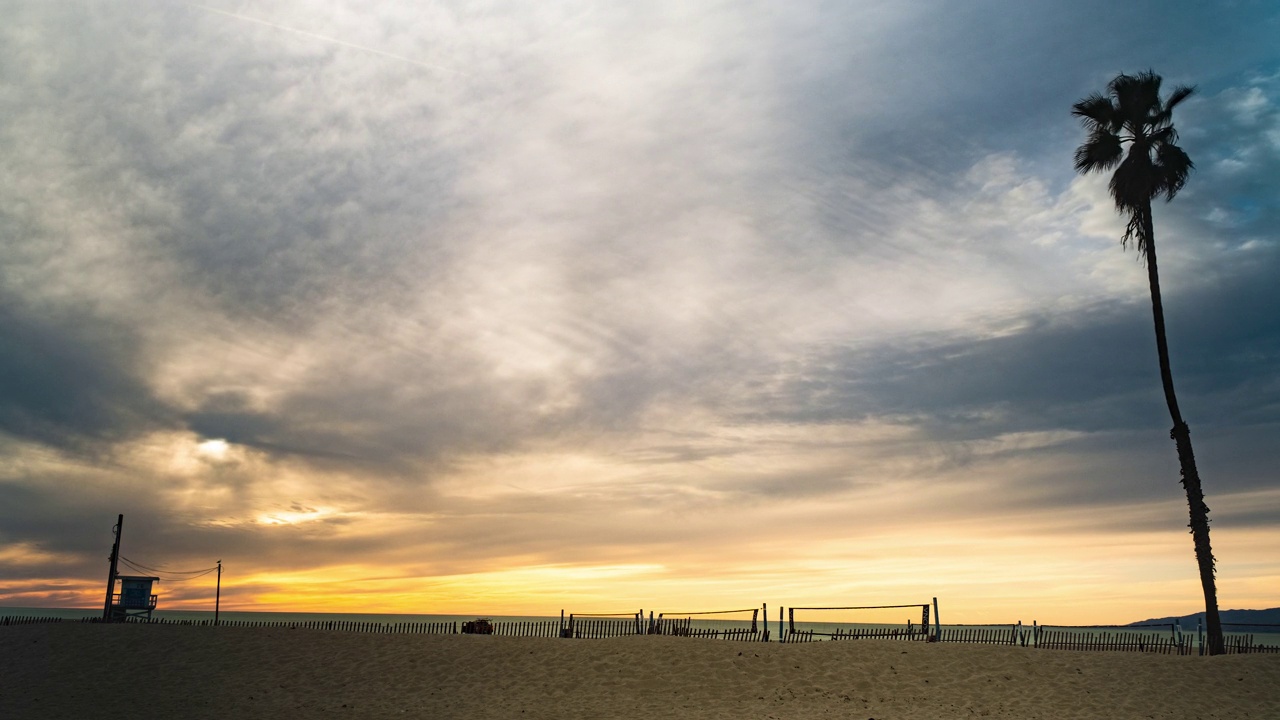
(121, 578, 154, 608)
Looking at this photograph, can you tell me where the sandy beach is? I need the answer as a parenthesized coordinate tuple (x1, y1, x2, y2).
(2, 623, 1277, 719)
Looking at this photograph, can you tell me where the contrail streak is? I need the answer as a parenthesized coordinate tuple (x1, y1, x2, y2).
(191, 4, 467, 75)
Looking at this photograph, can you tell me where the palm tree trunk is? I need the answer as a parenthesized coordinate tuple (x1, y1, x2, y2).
(1140, 202, 1225, 655)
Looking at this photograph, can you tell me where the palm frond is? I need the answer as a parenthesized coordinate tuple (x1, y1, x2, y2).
(1154, 85, 1196, 127)
(1149, 126, 1178, 146)
(1074, 129, 1123, 173)
(1122, 210, 1146, 256)
(1154, 143, 1194, 201)
(1072, 93, 1118, 130)
(1109, 71, 1163, 133)
(1134, 69, 1164, 109)
(1165, 84, 1196, 110)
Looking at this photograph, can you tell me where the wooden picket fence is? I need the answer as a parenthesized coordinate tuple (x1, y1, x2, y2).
(782, 629, 818, 643)
(794, 624, 1022, 645)
(937, 625, 1025, 646)
(1, 614, 634, 640)
(216, 619, 458, 633)
(0, 615, 559, 637)
(650, 616, 766, 642)
(1223, 634, 1280, 654)
(566, 618, 641, 639)
(652, 617, 694, 636)
(717, 628, 763, 641)
(1, 615, 66, 626)
(1034, 628, 1191, 655)
(488, 621, 562, 638)
(4, 615, 1276, 655)
(663, 627, 763, 641)
(830, 626, 932, 642)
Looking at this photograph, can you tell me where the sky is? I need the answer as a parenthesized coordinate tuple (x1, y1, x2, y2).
(1, 0, 1277, 625)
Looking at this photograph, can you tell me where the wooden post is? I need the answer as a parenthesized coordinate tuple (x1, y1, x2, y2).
(101, 514, 123, 621)
(932, 597, 940, 639)
(214, 560, 222, 626)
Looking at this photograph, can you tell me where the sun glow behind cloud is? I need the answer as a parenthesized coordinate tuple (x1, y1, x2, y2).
(196, 439, 230, 460)
(255, 507, 341, 526)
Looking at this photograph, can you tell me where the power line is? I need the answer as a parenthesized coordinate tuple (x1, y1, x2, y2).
(120, 558, 216, 573)
(119, 556, 218, 574)
(119, 556, 219, 581)
(119, 561, 217, 582)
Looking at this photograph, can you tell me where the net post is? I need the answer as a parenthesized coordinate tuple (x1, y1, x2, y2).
(932, 597, 941, 639)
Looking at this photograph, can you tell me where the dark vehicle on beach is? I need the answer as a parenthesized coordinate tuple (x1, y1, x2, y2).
(462, 618, 494, 634)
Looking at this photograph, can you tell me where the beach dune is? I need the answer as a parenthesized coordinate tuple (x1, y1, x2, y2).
(3, 623, 1277, 719)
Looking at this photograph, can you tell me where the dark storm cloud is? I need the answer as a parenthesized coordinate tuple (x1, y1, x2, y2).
(750, 246, 1280, 438)
(0, 294, 171, 452)
(0, 469, 134, 579)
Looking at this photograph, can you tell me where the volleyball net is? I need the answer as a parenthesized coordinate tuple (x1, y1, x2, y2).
(561, 610, 645, 638)
(652, 606, 765, 640)
(785, 602, 937, 641)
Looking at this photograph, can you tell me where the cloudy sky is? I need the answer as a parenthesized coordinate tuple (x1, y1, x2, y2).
(1, 0, 1277, 624)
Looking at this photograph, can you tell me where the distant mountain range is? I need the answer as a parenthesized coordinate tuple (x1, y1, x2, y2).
(1128, 608, 1280, 630)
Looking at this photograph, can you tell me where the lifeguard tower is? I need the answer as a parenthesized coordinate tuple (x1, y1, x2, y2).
(109, 575, 160, 621)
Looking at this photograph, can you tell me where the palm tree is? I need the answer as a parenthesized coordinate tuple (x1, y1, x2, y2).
(1072, 70, 1224, 655)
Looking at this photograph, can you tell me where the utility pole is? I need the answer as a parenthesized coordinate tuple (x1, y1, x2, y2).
(101, 514, 123, 622)
(215, 560, 222, 626)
